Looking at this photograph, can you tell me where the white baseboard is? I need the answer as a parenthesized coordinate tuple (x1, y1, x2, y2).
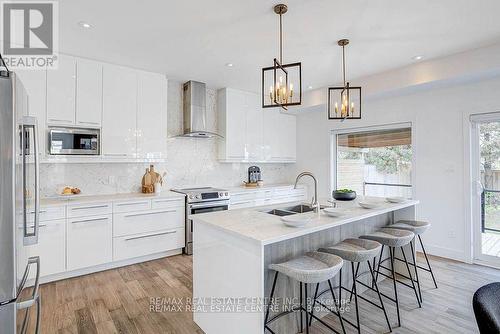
(29, 248, 183, 286)
(421, 244, 466, 262)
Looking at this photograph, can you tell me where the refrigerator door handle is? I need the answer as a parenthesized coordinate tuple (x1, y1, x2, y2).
(16, 256, 40, 306)
(16, 256, 41, 334)
(21, 116, 39, 246)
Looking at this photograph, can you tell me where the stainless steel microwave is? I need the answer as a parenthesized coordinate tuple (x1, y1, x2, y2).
(48, 127, 100, 155)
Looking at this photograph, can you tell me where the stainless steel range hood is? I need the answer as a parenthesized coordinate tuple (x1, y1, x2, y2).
(178, 81, 222, 138)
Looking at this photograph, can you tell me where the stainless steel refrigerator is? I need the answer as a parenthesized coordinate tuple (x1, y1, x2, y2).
(0, 71, 41, 333)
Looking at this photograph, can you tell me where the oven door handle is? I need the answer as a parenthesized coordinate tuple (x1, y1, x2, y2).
(189, 201, 229, 209)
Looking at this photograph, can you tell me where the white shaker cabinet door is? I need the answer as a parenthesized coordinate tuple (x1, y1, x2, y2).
(46, 55, 76, 125)
(136, 71, 167, 159)
(102, 65, 137, 158)
(67, 215, 112, 270)
(76, 59, 102, 127)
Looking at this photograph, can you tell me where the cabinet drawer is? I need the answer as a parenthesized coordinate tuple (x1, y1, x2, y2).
(151, 197, 184, 210)
(113, 200, 151, 213)
(113, 208, 184, 237)
(272, 194, 307, 204)
(67, 202, 112, 218)
(230, 192, 258, 204)
(229, 200, 256, 210)
(67, 215, 112, 270)
(26, 219, 66, 278)
(28, 205, 65, 222)
(113, 228, 184, 261)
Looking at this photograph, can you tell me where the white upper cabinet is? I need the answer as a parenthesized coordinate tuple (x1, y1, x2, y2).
(15, 70, 47, 155)
(218, 88, 295, 163)
(245, 93, 263, 161)
(263, 109, 296, 162)
(76, 59, 102, 127)
(46, 55, 76, 125)
(28, 53, 167, 162)
(102, 64, 137, 158)
(136, 71, 167, 159)
(218, 88, 247, 160)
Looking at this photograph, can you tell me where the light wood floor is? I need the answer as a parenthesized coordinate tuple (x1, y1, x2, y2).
(24, 253, 500, 333)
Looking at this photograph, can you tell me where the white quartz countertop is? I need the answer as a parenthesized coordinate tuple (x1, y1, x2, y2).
(193, 197, 419, 246)
(40, 191, 185, 207)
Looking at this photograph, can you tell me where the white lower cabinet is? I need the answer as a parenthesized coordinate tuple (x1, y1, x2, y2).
(113, 228, 184, 261)
(26, 219, 66, 279)
(67, 214, 113, 270)
(113, 207, 184, 237)
(34, 196, 185, 283)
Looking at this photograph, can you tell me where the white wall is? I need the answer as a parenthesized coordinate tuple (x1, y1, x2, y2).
(295, 75, 500, 262)
(40, 81, 296, 196)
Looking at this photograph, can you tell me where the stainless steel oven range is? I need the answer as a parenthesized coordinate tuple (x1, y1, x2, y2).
(171, 187, 229, 255)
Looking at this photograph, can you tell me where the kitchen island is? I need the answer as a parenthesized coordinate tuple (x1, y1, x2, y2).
(192, 197, 418, 334)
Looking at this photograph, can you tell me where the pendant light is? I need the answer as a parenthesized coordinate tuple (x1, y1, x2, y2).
(262, 4, 302, 110)
(328, 39, 362, 119)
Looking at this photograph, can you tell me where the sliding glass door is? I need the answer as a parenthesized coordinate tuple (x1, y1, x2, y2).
(332, 124, 413, 198)
(471, 113, 500, 267)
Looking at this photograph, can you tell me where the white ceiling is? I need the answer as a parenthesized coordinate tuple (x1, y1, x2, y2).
(59, 0, 500, 92)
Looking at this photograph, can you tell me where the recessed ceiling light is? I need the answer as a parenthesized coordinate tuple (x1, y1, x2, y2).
(308, 85, 313, 90)
(412, 55, 424, 61)
(225, 63, 233, 67)
(78, 21, 92, 29)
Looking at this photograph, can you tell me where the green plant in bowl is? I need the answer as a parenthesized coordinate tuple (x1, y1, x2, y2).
(332, 189, 357, 201)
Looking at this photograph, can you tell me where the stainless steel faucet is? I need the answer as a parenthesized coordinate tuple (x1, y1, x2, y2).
(294, 172, 319, 212)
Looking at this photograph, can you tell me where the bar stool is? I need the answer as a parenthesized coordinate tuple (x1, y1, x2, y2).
(265, 251, 346, 334)
(360, 228, 421, 327)
(386, 220, 437, 302)
(314, 238, 392, 334)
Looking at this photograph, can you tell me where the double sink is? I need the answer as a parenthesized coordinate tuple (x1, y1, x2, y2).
(266, 204, 324, 217)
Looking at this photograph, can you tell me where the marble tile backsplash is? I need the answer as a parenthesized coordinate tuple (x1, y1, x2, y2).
(40, 81, 296, 197)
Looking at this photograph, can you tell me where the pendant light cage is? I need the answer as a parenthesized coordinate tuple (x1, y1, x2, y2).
(328, 39, 362, 120)
(262, 4, 302, 110)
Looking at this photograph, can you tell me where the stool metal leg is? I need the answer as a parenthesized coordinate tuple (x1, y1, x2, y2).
(304, 283, 309, 334)
(367, 260, 392, 332)
(410, 239, 423, 302)
(328, 279, 347, 334)
(389, 247, 401, 327)
(351, 262, 361, 334)
(400, 246, 421, 308)
(418, 235, 438, 288)
(264, 272, 279, 333)
(339, 267, 342, 301)
(309, 283, 320, 326)
(375, 245, 385, 285)
(300, 282, 304, 333)
(349, 262, 360, 302)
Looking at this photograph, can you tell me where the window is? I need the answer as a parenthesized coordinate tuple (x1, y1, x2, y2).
(333, 125, 413, 198)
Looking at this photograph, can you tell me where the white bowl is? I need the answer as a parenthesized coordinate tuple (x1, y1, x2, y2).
(386, 196, 407, 203)
(323, 207, 345, 217)
(358, 201, 379, 209)
(281, 215, 313, 227)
